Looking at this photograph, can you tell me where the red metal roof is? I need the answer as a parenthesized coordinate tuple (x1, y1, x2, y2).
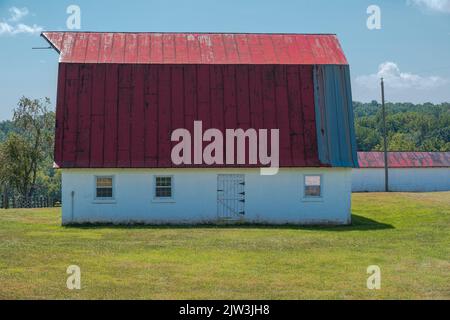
(357, 152, 450, 168)
(41, 32, 348, 65)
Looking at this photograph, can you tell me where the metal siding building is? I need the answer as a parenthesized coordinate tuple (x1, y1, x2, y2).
(352, 152, 450, 192)
(43, 32, 358, 225)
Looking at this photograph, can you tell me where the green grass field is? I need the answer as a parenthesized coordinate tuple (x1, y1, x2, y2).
(0, 192, 449, 299)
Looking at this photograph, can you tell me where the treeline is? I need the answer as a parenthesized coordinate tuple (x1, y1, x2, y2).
(354, 101, 450, 152)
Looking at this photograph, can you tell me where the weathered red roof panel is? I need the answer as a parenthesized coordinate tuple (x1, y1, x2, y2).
(358, 152, 450, 168)
(42, 32, 348, 65)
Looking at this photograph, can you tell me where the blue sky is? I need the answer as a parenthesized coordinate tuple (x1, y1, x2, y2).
(0, 0, 449, 120)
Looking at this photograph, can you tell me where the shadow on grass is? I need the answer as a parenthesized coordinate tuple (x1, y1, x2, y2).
(63, 214, 394, 232)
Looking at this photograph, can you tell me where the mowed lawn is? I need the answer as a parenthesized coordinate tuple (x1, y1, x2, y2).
(0, 192, 449, 299)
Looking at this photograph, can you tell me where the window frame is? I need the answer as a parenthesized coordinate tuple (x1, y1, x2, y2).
(302, 174, 323, 201)
(93, 175, 116, 203)
(153, 175, 175, 202)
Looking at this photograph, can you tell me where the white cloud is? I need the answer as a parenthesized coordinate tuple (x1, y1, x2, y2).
(356, 62, 448, 90)
(0, 22, 13, 34)
(408, 0, 450, 13)
(0, 7, 43, 36)
(0, 22, 43, 35)
(14, 23, 43, 34)
(8, 7, 29, 22)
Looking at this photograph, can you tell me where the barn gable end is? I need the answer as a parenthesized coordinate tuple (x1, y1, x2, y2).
(42, 31, 358, 170)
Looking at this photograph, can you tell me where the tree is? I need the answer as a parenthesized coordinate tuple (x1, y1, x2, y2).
(0, 120, 16, 142)
(353, 101, 450, 151)
(380, 133, 415, 151)
(0, 97, 54, 200)
(355, 124, 380, 151)
(0, 134, 35, 199)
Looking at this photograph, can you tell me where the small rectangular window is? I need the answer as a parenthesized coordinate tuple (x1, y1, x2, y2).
(96, 177, 113, 199)
(304, 175, 321, 197)
(155, 176, 172, 198)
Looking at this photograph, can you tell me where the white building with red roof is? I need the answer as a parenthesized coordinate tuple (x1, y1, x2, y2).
(352, 152, 450, 192)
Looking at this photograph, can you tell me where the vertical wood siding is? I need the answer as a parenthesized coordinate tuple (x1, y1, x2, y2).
(54, 63, 321, 168)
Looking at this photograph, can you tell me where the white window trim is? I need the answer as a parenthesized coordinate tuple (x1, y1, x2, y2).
(301, 174, 324, 202)
(152, 175, 175, 203)
(93, 175, 116, 204)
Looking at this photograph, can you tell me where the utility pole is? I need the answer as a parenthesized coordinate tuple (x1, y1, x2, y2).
(381, 78, 389, 192)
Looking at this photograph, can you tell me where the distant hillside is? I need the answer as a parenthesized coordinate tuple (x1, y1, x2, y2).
(353, 101, 450, 152)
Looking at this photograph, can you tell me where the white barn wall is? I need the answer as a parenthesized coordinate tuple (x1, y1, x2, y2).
(62, 168, 352, 225)
(352, 168, 450, 192)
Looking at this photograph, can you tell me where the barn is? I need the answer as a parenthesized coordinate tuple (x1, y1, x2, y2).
(42, 31, 358, 225)
(352, 152, 450, 192)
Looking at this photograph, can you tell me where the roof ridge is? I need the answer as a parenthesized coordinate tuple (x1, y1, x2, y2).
(42, 31, 338, 36)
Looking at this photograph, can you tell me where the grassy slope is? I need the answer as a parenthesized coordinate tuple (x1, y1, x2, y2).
(0, 192, 449, 299)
